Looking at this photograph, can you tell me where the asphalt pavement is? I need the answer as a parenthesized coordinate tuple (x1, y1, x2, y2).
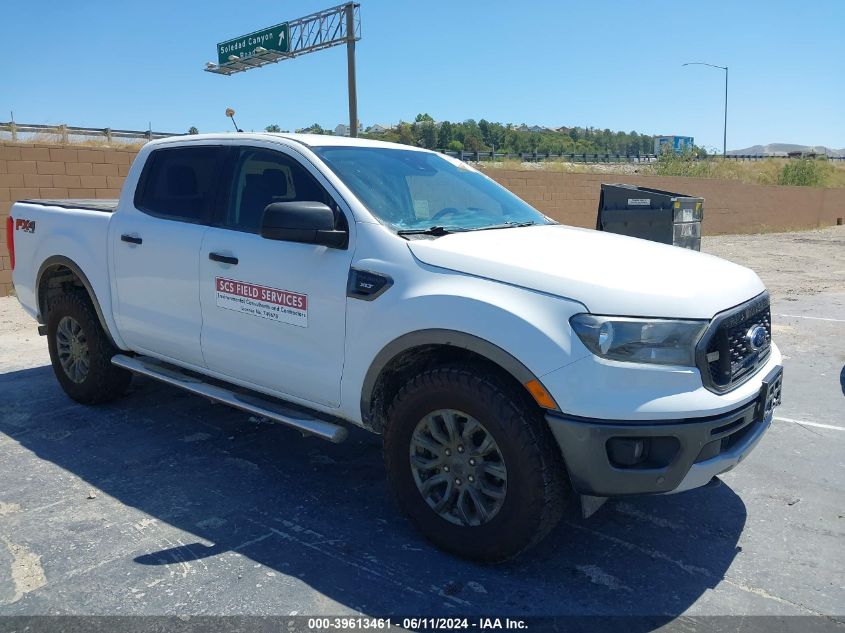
(0, 291, 842, 630)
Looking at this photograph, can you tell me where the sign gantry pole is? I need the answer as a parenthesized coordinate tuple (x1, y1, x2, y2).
(205, 3, 362, 137)
(345, 3, 358, 138)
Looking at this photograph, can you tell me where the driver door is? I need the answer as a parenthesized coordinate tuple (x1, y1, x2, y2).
(198, 145, 353, 407)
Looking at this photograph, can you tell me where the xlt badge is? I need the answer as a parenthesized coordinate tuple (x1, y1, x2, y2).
(347, 269, 393, 301)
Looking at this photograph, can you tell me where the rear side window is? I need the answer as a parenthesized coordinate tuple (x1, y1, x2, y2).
(135, 146, 224, 223)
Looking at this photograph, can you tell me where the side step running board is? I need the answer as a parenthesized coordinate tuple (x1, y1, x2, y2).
(111, 354, 348, 443)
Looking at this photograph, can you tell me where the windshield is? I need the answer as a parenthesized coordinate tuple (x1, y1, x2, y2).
(313, 146, 552, 232)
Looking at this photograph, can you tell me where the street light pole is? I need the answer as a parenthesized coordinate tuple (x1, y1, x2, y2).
(682, 62, 728, 157)
(723, 66, 728, 158)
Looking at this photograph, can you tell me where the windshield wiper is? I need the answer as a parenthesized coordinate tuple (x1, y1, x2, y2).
(397, 221, 540, 237)
(396, 225, 456, 236)
(466, 221, 538, 231)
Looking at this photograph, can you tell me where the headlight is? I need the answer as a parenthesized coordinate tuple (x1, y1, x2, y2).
(570, 314, 708, 366)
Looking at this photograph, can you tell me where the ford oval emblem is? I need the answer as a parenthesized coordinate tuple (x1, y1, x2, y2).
(746, 325, 768, 351)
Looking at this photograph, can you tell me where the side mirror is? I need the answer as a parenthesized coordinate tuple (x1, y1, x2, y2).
(260, 201, 347, 248)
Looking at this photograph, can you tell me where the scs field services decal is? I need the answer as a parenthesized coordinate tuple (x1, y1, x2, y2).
(216, 277, 307, 327)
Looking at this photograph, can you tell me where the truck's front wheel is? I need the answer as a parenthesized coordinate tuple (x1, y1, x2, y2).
(384, 364, 568, 562)
(46, 292, 132, 404)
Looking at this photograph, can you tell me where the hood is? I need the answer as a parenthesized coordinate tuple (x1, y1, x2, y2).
(407, 225, 765, 319)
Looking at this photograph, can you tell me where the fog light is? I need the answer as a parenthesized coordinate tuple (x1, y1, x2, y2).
(607, 437, 648, 467)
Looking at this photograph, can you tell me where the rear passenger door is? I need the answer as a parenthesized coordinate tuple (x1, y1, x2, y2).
(111, 145, 225, 368)
(198, 144, 353, 407)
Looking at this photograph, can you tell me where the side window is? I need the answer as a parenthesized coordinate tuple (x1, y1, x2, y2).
(224, 148, 338, 233)
(135, 146, 224, 223)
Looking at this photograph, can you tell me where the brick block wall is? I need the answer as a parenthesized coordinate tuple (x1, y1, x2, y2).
(1, 140, 843, 298)
(0, 142, 139, 296)
(479, 169, 845, 234)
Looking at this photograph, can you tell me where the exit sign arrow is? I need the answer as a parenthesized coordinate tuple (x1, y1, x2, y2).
(217, 22, 290, 65)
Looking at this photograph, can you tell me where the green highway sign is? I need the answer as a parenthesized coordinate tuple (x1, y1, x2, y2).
(217, 22, 290, 65)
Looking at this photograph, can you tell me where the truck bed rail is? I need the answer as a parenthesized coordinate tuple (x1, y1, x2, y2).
(18, 199, 118, 213)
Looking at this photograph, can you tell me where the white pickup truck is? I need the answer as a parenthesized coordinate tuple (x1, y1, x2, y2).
(8, 133, 782, 561)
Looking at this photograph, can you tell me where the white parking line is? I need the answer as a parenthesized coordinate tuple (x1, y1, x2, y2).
(775, 313, 845, 323)
(775, 416, 845, 432)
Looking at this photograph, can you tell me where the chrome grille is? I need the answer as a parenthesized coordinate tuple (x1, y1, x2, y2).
(698, 293, 772, 393)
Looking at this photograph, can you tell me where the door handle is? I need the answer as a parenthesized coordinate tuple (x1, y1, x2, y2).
(209, 252, 239, 265)
(121, 234, 142, 245)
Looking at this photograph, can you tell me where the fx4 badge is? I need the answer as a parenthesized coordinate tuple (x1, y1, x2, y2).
(15, 219, 36, 233)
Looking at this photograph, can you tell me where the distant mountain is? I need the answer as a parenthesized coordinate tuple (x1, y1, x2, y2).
(728, 143, 844, 157)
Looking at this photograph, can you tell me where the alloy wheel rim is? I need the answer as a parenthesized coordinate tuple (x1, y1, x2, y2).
(409, 409, 507, 527)
(56, 316, 90, 384)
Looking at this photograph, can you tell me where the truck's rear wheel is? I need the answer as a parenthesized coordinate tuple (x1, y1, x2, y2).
(46, 292, 132, 404)
(384, 364, 568, 562)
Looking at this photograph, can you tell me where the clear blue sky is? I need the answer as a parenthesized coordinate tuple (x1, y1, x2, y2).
(4, 0, 844, 151)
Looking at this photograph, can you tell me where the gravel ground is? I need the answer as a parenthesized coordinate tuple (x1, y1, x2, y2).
(703, 226, 845, 299)
(0, 229, 843, 629)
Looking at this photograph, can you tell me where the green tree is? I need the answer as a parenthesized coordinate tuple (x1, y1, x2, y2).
(458, 119, 482, 151)
(487, 122, 506, 151)
(332, 114, 660, 157)
(188, 126, 199, 135)
(437, 121, 454, 148)
(396, 122, 415, 145)
(417, 122, 437, 149)
(265, 124, 281, 133)
(478, 119, 491, 146)
(778, 159, 829, 186)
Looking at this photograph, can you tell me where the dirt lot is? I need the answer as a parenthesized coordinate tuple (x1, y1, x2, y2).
(1, 228, 843, 629)
(703, 226, 845, 299)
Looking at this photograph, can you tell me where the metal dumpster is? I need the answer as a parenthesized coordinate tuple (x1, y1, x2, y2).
(596, 183, 704, 251)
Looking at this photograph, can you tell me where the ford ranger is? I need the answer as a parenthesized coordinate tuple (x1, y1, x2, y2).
(7, 134, 783, 561)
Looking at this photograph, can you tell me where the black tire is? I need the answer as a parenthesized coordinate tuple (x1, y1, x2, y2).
(384, 364, 569, 562)
(46, 291, 132, 404)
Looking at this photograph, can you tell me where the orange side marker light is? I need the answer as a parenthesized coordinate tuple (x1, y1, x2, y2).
(524, 379, 558, 410)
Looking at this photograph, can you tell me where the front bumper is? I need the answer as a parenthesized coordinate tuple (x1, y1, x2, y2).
(546, 365, 783, 496)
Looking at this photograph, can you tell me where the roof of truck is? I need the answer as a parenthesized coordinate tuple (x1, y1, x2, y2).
(150, 132, 428, 152)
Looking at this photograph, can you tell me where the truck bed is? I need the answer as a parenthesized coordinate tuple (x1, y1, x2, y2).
(10, 198, 117, 326)
(20, 198, 118, 213)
